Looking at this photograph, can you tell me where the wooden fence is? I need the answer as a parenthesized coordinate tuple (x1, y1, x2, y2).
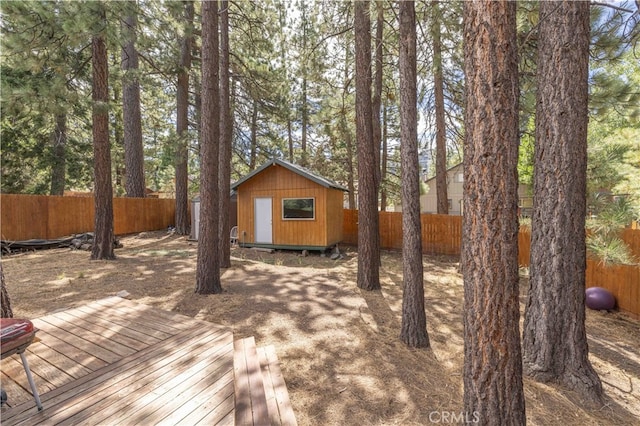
(1, 194, 176, 241)
(343, 210, 463, 255)
(343, 210, 640, 319)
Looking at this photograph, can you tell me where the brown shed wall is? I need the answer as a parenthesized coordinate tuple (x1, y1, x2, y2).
(235, 164, 343, 248)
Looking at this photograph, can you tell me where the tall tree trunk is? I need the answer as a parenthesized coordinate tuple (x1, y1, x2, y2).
(91, 6, 115, 261)
(278, 2, 294, 164)
(355, 0, 380, 291)
(112, 83, 125, 192)
(1, 263, 13, 318)
(300, 3, 309, 167)
(462, 1, 524, 422)
(432, 1, 448, 215)
(399, 0, 429, 349)
(372, 0, 383, 188)
(380, 103, 388, 211)
(195, 0, 222, 294)
(250, 100, 258, 170)
(219, 0, 232, 269)
(342, 45, 356, 211)
(174, 1, 194, 236)
(49, 113, 67, 195)
(301, 76, 308, 167)
(288, 119, 294, 163)
(121, 8, 146, 198)
(522, 0, 603, 404)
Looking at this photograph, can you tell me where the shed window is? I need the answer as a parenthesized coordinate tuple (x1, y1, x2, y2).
(282, 198, 315, 220)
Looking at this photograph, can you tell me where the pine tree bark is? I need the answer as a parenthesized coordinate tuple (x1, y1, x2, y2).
(380, 104, 388, 211)
(432, 1, 448, 215)
(522, 0, 603, 404)
(341, 45, 356, 211)
(372, 0, 383, 188)
(50, 113, 67, 196)
(91, 7, 115, 261)
(195, 0, 222, 294)
(112, 84, 126, 192)
(355, 0, 380, 291)
(250, 100, 258, 171)
(399, 0, 429, 349)
(174, 1, 194, 236)
(219, 0, 232, 269)
(462, 1, 525, 422)
(300, 2, 309, 167)
(1, 263, 13, 318)
(121, 9, 146, 198)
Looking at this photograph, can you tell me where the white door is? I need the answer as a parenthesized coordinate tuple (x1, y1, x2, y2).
(254, 198, 273, 244)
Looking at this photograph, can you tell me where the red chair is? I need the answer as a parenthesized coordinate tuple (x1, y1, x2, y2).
(1, 318, 43, 411)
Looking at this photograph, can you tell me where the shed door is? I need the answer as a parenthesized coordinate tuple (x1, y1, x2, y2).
(254, 198, 273, 244)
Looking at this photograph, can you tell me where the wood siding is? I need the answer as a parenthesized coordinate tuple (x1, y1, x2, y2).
(235, 164, 344, 248)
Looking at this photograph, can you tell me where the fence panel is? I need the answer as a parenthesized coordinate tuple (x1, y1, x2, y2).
(1, 194, 49, 240)
(1, 194, 176, 241)
(379, 211, 403, 250)
(342, 209, 358, 245)
(422, 214, 462, 255)
(343, 210, 638, 318)
(586, 260, 640, 319)
(518, 229, 531, 266)
(47, 196, 94, 239)
(622, 228, 640, 260)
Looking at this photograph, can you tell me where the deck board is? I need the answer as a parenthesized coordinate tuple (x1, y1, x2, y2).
(258, 346, 298, 426)
(33, 317, 125, 362)
(66, 305, 163, 345)
(1, 297, 235, 426)
(52, 310, 150, 351)
(1, 296, 295, 426)
(3, 326, 216, 425)
(73, 302, 173, 341)
(234, 336, 269, 425)
(156, 371, 235, 426)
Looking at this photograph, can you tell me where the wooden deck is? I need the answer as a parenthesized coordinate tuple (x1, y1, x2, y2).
(1, 297, 296, 425)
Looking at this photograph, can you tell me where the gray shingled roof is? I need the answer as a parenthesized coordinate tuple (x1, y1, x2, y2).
(231, 159, 348, 192)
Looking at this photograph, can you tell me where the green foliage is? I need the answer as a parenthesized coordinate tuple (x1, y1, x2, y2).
(587, 234, 636, 265)
(1, 0, 636, 214)
(517, 117, 535, 186)
(587, 196, 639, 265)
(586, 48, 640, 216)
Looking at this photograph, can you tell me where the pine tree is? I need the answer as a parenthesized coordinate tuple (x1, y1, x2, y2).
(195, 0, 222, 294)
(1, 263, 13, 318)
(174, 1, 194, 235)
(399, 0, 429, 349)
(462, 0, 525, 421)
(432, 1, 448, 215)
(219, 0, 232, 269)
(90, 1, 115, 261)
(522, 0, 603, 404)
(355, 0, 380, 292)
(121, 1, 145, 198)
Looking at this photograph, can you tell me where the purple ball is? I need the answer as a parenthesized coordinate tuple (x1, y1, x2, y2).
(585, 287, 616, 311)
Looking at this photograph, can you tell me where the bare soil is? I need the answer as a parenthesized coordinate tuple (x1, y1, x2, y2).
(2, 231, 639, 425)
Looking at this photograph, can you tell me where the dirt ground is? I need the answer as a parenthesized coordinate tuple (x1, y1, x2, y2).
(2, 230, 639, 425)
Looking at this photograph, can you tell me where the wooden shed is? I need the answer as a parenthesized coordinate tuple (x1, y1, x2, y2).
(231, 159, 347, 251)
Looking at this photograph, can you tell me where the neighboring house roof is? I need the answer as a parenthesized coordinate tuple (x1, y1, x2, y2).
(231, 158, 349, 192)
(423, 163, 463, 184)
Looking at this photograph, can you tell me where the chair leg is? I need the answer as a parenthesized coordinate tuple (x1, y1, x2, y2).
(19, 352, 43, 411)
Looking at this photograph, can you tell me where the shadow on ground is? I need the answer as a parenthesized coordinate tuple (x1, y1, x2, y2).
(3, 231, 639, 425)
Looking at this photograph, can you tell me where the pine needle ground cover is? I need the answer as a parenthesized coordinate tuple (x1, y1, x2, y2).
(3, 231, 638, 425)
